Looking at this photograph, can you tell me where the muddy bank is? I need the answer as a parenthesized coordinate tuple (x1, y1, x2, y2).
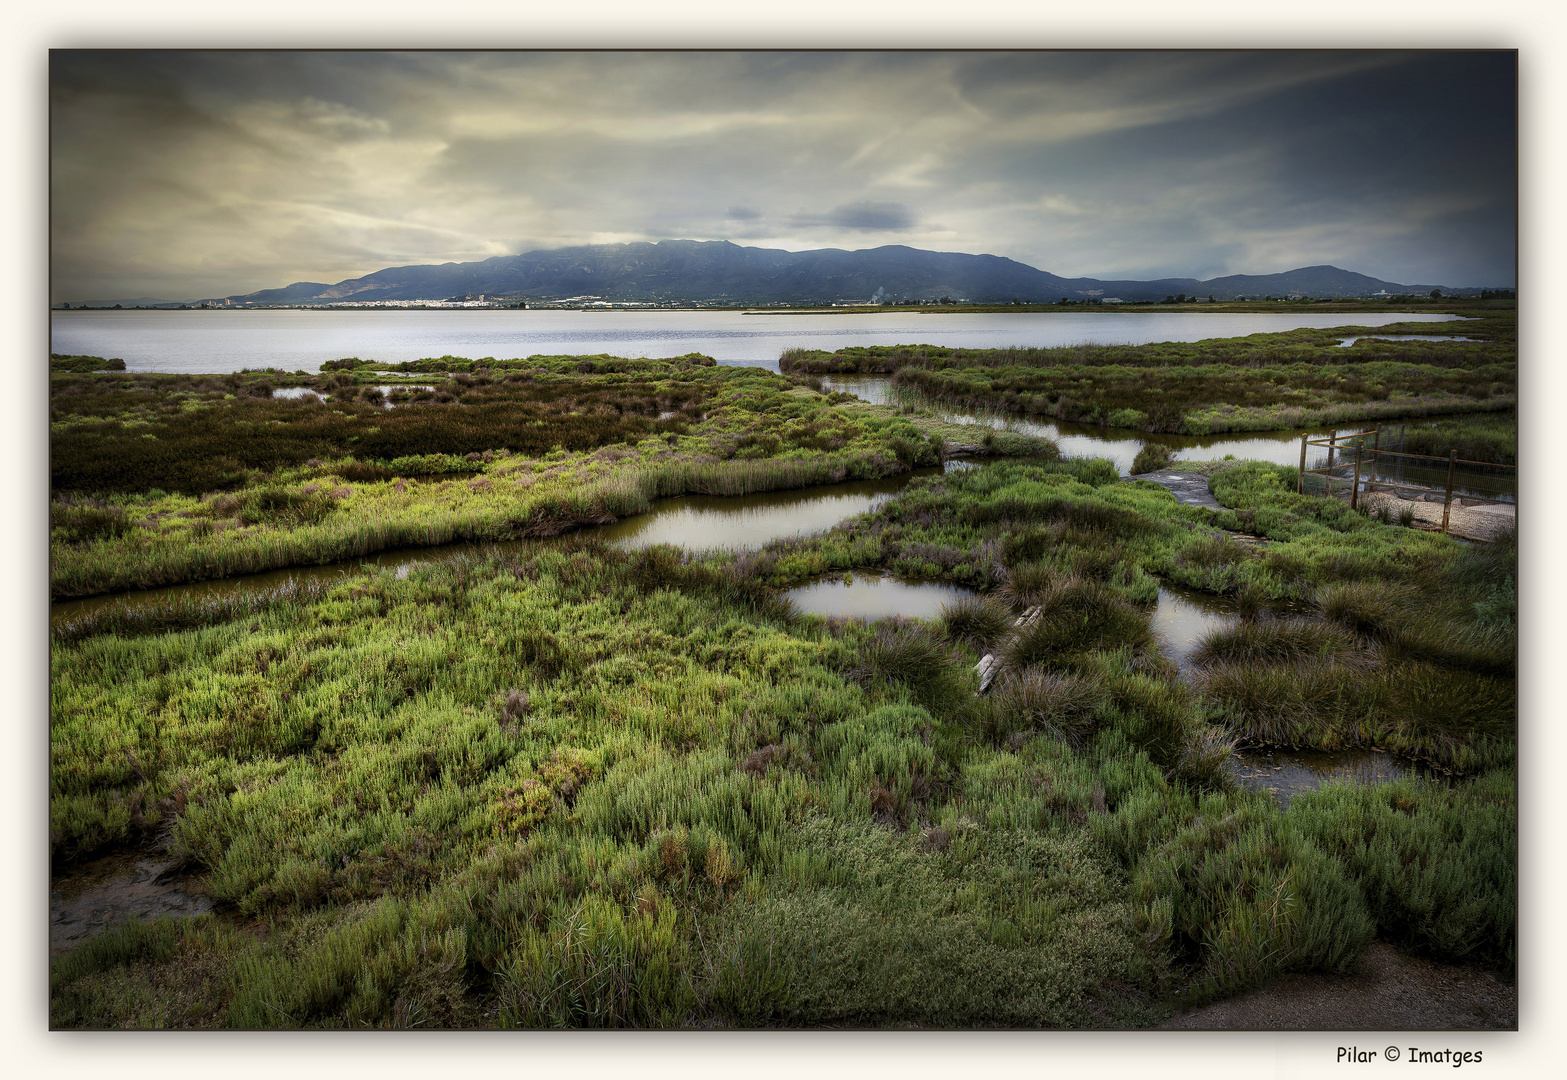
(51, 847, 212, 956)
(1160, 941, 1515, 1030)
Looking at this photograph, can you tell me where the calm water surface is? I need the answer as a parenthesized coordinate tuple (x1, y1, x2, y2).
(50, 309, 1465, 374)
(820, 375, 1514, 500)
(1227, 748, 1421, 808)
(1151, 585, 1239, 672)
(592, 475, 919, 551)
(49, 476, 927, 629)
(784, 574, 973, 620)
(51, 477, 1437, 805)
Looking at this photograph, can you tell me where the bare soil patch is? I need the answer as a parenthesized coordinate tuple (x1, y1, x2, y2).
(1159, 942, 1515, 1030)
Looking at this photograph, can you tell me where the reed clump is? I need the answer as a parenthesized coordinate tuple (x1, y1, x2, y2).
(1129, 443, 1175, 474)
(939, 594, 1014, 653)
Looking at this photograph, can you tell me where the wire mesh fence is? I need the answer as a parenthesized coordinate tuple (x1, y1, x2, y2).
(1296, 426, 1516, 534)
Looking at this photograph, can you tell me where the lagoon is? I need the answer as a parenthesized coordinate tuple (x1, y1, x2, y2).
(50, 308, 1465, 375)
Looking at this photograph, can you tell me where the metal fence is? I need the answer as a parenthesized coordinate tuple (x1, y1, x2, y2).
(1296, 427, 1516, 534)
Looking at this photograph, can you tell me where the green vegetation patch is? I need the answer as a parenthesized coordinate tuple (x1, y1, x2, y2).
(780, 311, 1516, 435)
(50, 359, 1055, 599)
(51, 452, 1515, 1027)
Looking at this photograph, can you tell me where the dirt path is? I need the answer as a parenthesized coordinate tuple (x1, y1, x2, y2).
(1159, 942, 1515, 1030)
(1137, 470, 1225, 509)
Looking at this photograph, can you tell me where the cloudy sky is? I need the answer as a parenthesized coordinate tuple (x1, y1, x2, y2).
(50, 50, 1516, 302)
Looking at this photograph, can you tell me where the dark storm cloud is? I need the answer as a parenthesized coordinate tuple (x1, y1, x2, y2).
(789, 201, 917, 231)
(49, 50, 1516, 302)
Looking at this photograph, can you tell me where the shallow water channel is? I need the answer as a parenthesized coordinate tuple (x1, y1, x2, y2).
(818, 375, 1514, 502)
(54, 471, 1428, 811)
(51, 848, 212, 956)
(50, 472, 935, 631)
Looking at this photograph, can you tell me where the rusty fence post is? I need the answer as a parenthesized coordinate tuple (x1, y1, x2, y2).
(1350, 441, 1364, 510)
(1441, 449, 1457, 533)
(1324, 433, 1334, 498)
(1371, 428, 1381, 490)
(1297, 434, 1307, 494)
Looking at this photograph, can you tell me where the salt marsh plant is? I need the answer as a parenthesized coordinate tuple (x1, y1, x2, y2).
(778, 311, 1516, 437)
(1004, 579, 1156, 668)
(1130, 443, 1175, 474)
(50, 360, 1034, 599)
(984, 668, 1108, 749)
(1191, 618, 1357, 666)
(938, 594, 1014, 653)
(49, 426, 1515, 1026)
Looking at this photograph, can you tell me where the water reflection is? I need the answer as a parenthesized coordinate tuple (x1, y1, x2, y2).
(1151, 585, 1238, 673)
(50, 308, 1467, 374)
(816, 375, 1513, 499)
(1336, 335, 1476, 347)
(272, 384, 433, 408)
(785, 573, 973, 620)
(595, 474, 923, 551)
(1228, 747, 1420, 809)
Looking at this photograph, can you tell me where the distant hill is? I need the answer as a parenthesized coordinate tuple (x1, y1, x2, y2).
(64, 241, 1483, 308)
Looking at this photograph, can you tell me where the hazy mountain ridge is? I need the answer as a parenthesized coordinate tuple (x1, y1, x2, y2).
(69, 241, 1477, 308)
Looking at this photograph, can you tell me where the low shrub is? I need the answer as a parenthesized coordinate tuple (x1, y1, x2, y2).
(939, 595, 1014, 653)
(1291, 773, 1516, 969)
(1132, 806, 1374, 1004)
(984, 668, 1108, 748)
(1004, 579, 1154, 668)
(1130, 443, 1175, 475)
(238, 488, 337, 527)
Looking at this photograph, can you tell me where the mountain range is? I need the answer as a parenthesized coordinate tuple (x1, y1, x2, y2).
(71, 240, 1481, 308)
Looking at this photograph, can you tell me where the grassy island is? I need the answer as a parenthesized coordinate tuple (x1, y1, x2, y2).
(779, 310, 1515, 436)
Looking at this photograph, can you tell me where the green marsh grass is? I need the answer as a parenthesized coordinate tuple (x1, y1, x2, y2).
(51, 361, 1048, 599)
(779, 313, 1515, 436)
(49, 446, 1515, 1026)
(1130, 443, 1175, 474)
(1290, 773, 1516, 970)
(939, 594, 1014, 653)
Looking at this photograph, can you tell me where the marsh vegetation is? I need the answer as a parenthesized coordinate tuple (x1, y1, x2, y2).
(49, 342, 1516, 1029)
(779, 312, 1516, 437)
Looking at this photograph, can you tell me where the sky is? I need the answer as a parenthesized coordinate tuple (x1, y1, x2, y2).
(49, 49, 1518, 303)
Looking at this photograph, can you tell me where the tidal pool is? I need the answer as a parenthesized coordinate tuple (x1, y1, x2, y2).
(51, 848, 212, 956)
(1227, 747, 1422, 808)
(785, 573, 974, 620)
(51, 473, 934, 629)
(1150, 585, 1241, 673)
(593, 473, 923, 551)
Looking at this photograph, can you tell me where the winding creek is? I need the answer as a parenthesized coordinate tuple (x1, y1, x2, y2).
(821, 375, 1515, 501)
(55, 464, 1434, 809)
(47, 312, 1498, 967)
